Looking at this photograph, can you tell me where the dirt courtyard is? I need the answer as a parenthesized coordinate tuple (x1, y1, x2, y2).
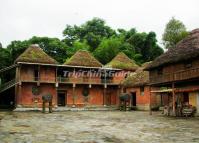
(0, 111, 199, 143)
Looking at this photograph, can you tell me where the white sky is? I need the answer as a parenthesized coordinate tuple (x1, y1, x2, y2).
(0, 0, 199, 47)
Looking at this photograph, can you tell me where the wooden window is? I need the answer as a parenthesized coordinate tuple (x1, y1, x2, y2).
(140, 86, 144, 96)
(157, 68, 163, 75)
(34, 69, 39, 81)
(123, 88, 127, 93)
(183, 92, 189, 103)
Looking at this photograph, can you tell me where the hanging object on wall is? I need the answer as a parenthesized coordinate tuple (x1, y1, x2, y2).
(32, 86, 40, 96)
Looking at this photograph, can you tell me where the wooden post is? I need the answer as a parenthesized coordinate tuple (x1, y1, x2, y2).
(149, 86, 152, 115)
(89, 68, 91, 83)
(15, 65, 19, 107)
(172, 82, 176, 116)
(42, 101, 45, 113)
(55, 67, 58, 83)
(37, 65, 40, 86)
(103, 84, 107, 106)
(49, 101, 52, 113)
(72, 84, 76, 106)
(117, 85, 120, 106)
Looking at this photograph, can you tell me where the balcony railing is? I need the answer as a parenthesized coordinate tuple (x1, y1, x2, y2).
(174, 67, 199, 81)
(150, 67, 199, 84)
(56, 77, 121, 85)
(21, 77, 56, 83)
(20, 76, 122, 85)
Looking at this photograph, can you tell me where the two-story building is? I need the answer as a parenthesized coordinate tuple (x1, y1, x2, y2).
(145, 29, 199, 116)
(14, 45, 136, 109)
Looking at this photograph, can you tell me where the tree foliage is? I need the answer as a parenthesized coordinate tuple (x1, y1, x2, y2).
(93, 37, 123, 64)
(162, 17, 188, 49)
(1, 17, 164, 72)
(6, 37, 68, 64)
(63, 18, 116, 51)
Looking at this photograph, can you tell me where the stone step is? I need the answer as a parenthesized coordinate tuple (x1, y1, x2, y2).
(14, 106, 118, 112)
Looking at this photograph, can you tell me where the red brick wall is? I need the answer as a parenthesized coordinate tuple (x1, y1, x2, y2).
(89, 85, 104, 105)
(126, 86, 161, 109)
(20, 65, 35, 81)
(57, 84, 119, 107)
(20, 65, 56, 82)
(40, 66, 56, 82)
(17, 83, 57, 107)
(18, 64, 122, 108)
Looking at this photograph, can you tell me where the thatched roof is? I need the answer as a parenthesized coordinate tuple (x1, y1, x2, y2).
(122, 62, 151, 87)
(105, 52, 139, 71)
(145, 29, 199, 70)
(64, 50, 102, 67)
(15, 44, 58, 64)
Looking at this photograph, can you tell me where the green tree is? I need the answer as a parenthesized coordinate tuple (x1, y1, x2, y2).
(124, 30, 163, 64)
(6, 37, 68, 64)
(0, 48, 11, 69)
(144, 32, 163, 61)
(63, 18, 116, 51)
(66, 41, 90, 58)
(93, 37, 135, 64)
(29, 36, 68, 63)
(162, 17, 188, 49)
(93, 37, 122, 64)
(7, 40, 30, 63)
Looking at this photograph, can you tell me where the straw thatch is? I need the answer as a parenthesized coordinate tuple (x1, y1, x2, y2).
(122, 62, 151, 87)
(105, 52, 139, 70)
(145, 29, 199, 70)
(15, 44, 58, 64)
(64, 50, 102, 67)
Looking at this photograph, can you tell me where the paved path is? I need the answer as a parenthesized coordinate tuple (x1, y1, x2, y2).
(0, 111, 199, 143)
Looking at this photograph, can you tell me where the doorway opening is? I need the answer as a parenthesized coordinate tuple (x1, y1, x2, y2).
(131, 92, 136, 107)
(57, 92, 66, 106)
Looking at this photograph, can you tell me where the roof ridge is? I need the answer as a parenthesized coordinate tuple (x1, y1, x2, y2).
(15, 44, 58, 64)
(64, 50, 102, 67)
(106, 52, 139, 71)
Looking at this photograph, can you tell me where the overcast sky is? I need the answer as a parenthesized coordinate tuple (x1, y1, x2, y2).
(0, 0, 199, 47)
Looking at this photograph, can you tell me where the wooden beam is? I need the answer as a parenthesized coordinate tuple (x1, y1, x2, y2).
(72, 84, 76, 106)
(103, 86, 107, 106)
(172, 82, 176, 116)
(15, 65, 21, 107)
(149, 86, 152, 115)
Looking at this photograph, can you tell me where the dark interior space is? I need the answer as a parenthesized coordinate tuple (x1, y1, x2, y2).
(57, 92, 66, 106)
(131, 92, 136, 106)
(0, 87, 15, 110)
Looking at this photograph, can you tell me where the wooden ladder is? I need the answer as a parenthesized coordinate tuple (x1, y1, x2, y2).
(0, 79, 19, 93)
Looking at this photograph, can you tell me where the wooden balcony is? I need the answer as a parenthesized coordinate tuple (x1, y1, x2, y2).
(21, 77, 56, 83)
(20, 76, 122, 85)
(150, 67, 199, 85)
(56, 77, 121, 85)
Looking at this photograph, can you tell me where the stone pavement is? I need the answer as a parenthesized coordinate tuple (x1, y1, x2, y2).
(0, 111, 199, 143)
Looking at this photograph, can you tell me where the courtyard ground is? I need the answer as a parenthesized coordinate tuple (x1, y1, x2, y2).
(0, 111, 199, 143)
